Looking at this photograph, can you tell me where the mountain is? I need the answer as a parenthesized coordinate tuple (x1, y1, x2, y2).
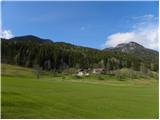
(2, 35, 100, 52)
(1, 35, 159, 72)
(103, 42, 158, 63)
(3, 35, 53, 44)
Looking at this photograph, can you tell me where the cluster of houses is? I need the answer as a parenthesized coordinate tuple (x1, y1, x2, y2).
(76, 68, 105, 76)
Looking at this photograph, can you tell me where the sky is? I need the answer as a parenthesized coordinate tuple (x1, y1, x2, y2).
(1, 1, 159, 50)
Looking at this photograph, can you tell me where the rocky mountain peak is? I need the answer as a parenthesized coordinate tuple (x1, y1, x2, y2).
(115, 41, 144, 52)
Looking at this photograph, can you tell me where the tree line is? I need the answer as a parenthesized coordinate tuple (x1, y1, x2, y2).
(1, 39, 158, 73)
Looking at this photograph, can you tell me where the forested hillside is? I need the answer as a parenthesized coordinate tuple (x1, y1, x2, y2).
(1, 35, 159, 72)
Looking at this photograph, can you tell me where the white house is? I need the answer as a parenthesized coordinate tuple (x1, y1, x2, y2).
(76, 69, 90, 76)
(77, 71, 84, 76)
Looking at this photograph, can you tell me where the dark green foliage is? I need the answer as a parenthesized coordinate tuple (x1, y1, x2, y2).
(1, 35, 159, 73)
(74, 75, 82, 79)
(97, 75, 105, 80)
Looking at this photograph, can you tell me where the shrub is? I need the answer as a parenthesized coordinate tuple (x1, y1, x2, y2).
(97, 75, 105, 80)
(115, 68, 157, 80)
(61, 75, 66, 79)
(63, 68, 77, 75)
(115, 70, 126, 81)
(52, 72, 62, 77)
(74, 75, 83, 79)
(149, 71, 159, 80)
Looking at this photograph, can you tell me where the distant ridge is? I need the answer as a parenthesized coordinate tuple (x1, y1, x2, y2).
(6, 35, 53, 44)
(103, 41, 158, 63)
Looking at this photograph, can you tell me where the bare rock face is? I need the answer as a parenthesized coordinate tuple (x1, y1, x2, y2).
(115, 42, 144, 53)
(103, 41, 158, 63)
(128, 42, 144, 48)
(116, 43, 126, 48)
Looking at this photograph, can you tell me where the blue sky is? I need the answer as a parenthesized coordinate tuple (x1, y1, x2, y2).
(1, 1, 159, 50)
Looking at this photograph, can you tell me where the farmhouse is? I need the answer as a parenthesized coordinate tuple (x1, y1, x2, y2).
(76, 69, 90, 76)
(76, 68, 105, 76)
(92, 68, 105, 74)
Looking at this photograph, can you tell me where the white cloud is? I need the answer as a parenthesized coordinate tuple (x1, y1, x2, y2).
(132, 14, 154, 20)
(0, 30, 14, 39)
(103, 14, 159, 50)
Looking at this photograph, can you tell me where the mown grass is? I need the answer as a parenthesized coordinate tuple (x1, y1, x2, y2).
(1, 64, 159, 118)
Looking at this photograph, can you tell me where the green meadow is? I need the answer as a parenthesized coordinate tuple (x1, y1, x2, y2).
(1, 64, 159, 118)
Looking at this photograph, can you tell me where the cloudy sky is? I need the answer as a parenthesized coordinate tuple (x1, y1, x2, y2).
(1, 1, 159, 50)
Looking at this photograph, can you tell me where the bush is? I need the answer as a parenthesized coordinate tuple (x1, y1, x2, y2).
(63, 68, 77, 75)
(127, 69, 158, 80)
(74, 75, 83, 79)
(52, 72, 62, 77)
(149, 71, 159, 80)
(115, 68, 147, 80)
(115, 70, 126, 81)
(61, 75, 66, 79)
(97, 75, 105, 80)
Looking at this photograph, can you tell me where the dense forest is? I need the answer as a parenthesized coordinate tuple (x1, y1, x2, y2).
(1, 35, 159, 73)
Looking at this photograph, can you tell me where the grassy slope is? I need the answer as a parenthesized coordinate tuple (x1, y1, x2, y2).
(1, 64, 159, 118)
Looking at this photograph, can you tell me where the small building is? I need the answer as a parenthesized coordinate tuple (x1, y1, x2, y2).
(76, 69, 90, 76)
(76, 68, 105, 76)
(92, 68, 105, 74)
(85, 72, 90, 76)
(77, 71, 84, 76)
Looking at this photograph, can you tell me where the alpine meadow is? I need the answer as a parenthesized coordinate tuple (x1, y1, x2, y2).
(1, 1, 159, 119)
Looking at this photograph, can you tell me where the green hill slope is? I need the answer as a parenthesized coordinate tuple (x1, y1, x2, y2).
(1, 64, 158, 118)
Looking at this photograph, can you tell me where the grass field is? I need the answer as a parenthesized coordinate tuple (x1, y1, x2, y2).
(1, 64, 159, 118)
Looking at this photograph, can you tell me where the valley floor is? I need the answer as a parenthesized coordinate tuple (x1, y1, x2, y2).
(1, 64, 159, 118)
